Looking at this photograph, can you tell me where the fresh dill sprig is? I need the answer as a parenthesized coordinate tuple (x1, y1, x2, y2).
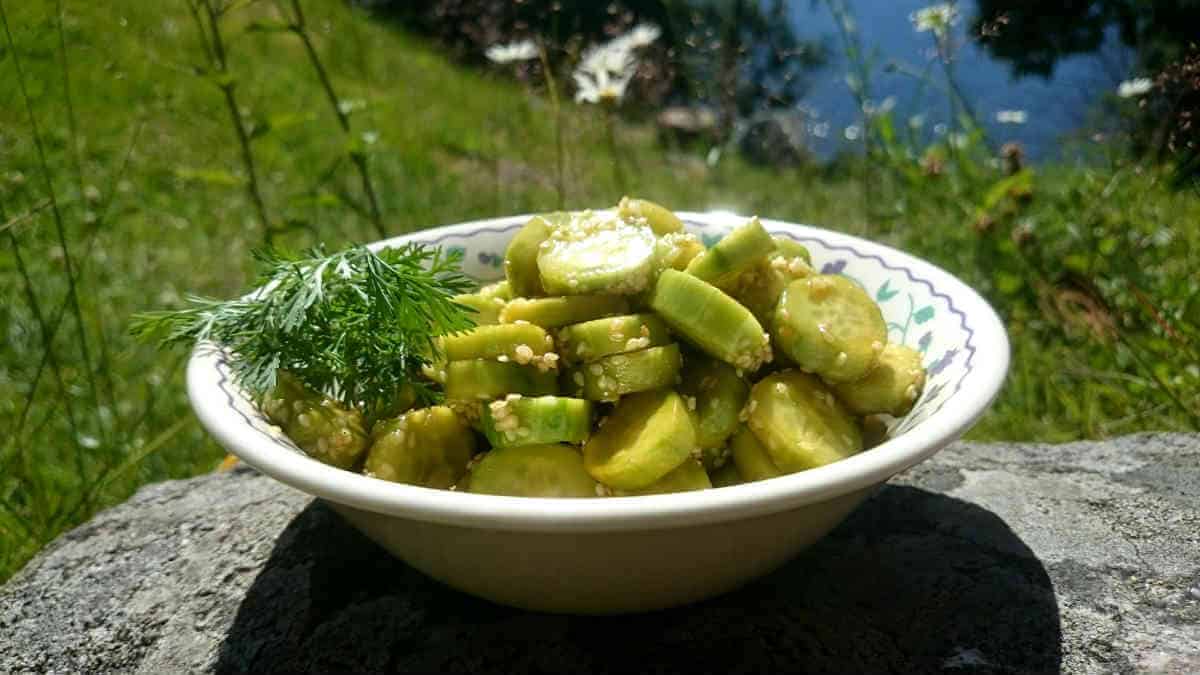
(131, 243, 476, 417)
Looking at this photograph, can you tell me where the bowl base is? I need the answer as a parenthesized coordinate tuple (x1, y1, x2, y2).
(330, 487, 872, 615)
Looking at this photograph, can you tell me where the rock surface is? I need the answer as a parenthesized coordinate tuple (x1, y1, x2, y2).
(2, 433, 1198, 674)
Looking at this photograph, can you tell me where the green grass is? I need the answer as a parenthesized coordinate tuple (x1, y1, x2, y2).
(1, 0, 1197, 582)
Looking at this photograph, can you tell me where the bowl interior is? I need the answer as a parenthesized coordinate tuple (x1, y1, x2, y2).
(188, 212, 1008, 531)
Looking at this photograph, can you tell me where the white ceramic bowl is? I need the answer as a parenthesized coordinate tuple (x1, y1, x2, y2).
(187, 212, 1009, 614)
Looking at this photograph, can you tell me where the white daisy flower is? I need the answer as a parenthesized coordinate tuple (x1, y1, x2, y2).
(612, 23, 661, 51)
(1116, 77, 1154, 98)
(574, 42, 637, 105)
(910, 3, 959, 35)
(485, 39, 539, 65)
(995, 109, 1028, 124)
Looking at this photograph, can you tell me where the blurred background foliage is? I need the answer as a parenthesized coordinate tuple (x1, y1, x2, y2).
(1, 0, 1197, 582)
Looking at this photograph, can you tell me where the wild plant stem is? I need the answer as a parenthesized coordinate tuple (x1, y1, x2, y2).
(537, 41, 566, 209)
(1, 0, 104, 443)
(6, 227, 87, 523)
(283, 0, 386, 239)
(604, 108, 627, 195)
(55, 0, 85, 190)
(189, 0, 275, 244)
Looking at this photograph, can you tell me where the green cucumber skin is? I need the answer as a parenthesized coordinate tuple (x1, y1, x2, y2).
(649, 269, 771, 372)
(500, 295, 631, 328)
(685, 216, 775, 285)
(465, 444, 598, 498)
(617, 196, 685, 235)
(363, 406, 477, 489)
(582, 388, 696, 490)
(481, 396, 594, 448)
(443, 360, 559, 401)
(504, 214, 563, 297)
(557, 313, 672, 365)
(440, 323, 554, 362)
(679, 355, 750, 453)
(564, 343, 683, 402)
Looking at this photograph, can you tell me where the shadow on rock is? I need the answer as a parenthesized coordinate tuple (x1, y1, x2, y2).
(214, 485, 1061, 674)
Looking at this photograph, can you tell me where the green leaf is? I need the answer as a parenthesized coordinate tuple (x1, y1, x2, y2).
(876, 280, 899, 302)
(1063, 254, 1090, 274)
(913, 306, 935, 324)
(173, 167, 243, 186)
(996, 272, 1024, 295)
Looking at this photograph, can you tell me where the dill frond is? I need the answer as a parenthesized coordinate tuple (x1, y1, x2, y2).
(131, 243, 476, 418)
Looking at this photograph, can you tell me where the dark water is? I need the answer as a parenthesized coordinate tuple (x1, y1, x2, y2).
(789, 0, 1135, 160)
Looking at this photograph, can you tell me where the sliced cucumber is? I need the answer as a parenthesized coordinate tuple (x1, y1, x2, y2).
(477, 280, 513, 301)
(505, 213, 563, 297)
(481, 395, 594, 448)
(443, 360, 559, 401)
(261, 371, 369, 471)
(537, 211, 658, 295)
(685, 216, 775, 286)
(452, 292, 506, 326)
(583, 389, 696, 489)
(620, 458, 712, 495)
(730, 425, 783, 481)
(557, 313, 671, 365)
(500, 295, 630, 328)
(617, 196, 685, 235)
(832, 343, 926, 416)
(708, 460, 743, 488)
(563, 343, 682, 402)
(746, 370, 862, 473)
(464, 444, 598, 498)
(726, 248, 815, 324)
(772, 236, 812, 264)
(439, 323, 558, 371)
(363, 406, 476, 489)
(654, 232, 707, 271)
(649, 269, 772, 372)
(678, 355, 750, 455)
(772, 275, 887, 383)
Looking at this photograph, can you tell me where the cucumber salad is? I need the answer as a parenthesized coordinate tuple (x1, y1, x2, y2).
(260, 198, 927, 497)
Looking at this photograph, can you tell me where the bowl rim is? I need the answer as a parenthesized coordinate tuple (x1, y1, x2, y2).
(187, 211, 1009, 533)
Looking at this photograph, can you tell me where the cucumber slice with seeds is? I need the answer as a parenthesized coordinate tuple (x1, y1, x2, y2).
(443, 360, 559, 400)
(772, 237, 812, 264)
(726, 249, 815, 324)
(537, 211, 658, 295)
(453, 292, 506, 326)
(500, 295, 630, 328)
(364, 406, 476, 489)
(650, 269, 772, 372)
(481, 395, 593, 448)
(730, 425, 783, 481)
(620, 458, 711, 495)
(685, 216, 775, 286)
(773, 275, 887, 383)
(746, 370, 862, 473)
(654, 232, 706, 271)
(440, 323, 557, 370)
(564, 343, 682, 402)
(583, 389, 696, 489)
(557, 313, 671, 365)
(617, 196, 685, 235)
(832, 343, 927, 416)
(465, 444, 598, 498)
(678, 355, 750, 455)
(505, 213, 563, 297)
(261, 371, 369, 471)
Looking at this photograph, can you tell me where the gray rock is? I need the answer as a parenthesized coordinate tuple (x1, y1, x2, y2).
(2, 433, 1198, 674)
